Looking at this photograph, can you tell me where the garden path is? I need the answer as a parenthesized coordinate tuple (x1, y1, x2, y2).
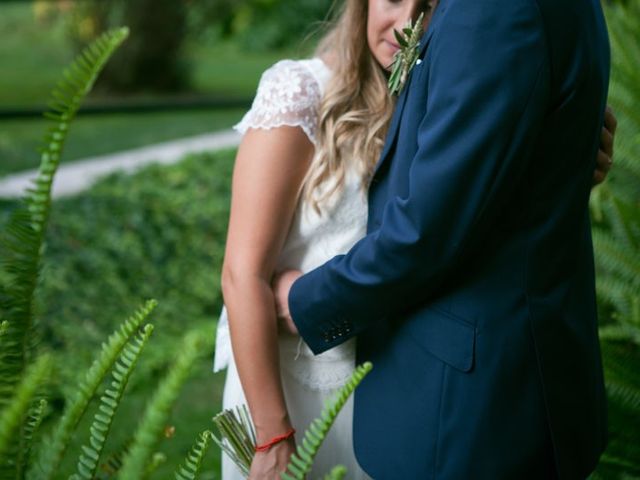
(0, 129, 241, 198)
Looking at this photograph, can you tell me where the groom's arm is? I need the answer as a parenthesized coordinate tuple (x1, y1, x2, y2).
(290, 0, 555, 354)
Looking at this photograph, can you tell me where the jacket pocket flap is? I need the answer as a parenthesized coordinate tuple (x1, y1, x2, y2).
(406, 307, 476, 373)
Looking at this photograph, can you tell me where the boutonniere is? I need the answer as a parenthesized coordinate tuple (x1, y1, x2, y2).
(388, 12, 425, 96)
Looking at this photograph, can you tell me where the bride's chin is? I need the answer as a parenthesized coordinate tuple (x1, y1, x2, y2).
(380, 58, 394, 74)
(383, 62, 393, 74)
(370, 53, 394, 73)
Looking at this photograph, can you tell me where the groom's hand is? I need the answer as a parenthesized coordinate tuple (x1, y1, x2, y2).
(272, 270, 303, 335)
(593, 105, 617, 185)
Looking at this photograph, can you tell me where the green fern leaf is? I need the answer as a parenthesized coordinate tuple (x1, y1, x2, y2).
(607, 4, 640, 133)
(0, 355, 51, 462)
(70, 324, 154, 480)
(174, 430, 214, 480)
(592, 1, 640, 348)
(0, 29, 129, 423)
(33, 300, 157, 480)
(595, 340, 640, 478)
(0, 25, 129, 480)
(593, 229, 640, 282)
(94, 445, 127, 478)
(280, 362, 372, 480)
(19, 398, 47, 478)
(600, 325, 640, 345)
(118, 329, 207, 480)
(323, 465, 348, 480)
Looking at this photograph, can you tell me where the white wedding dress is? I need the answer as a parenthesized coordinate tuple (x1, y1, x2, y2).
(213, 58, 372, 480)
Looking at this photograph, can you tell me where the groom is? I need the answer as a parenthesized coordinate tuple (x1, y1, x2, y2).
(276, 0, 610, 478)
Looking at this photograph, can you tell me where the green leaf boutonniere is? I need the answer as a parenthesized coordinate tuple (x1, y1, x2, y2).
(388, 12, 425, 96)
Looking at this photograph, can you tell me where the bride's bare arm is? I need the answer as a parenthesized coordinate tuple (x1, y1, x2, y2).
(221, 126, 313, 476)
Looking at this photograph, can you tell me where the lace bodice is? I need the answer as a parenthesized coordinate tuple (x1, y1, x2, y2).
(234, 59, 329, 145)
(213, 58, 368, 391)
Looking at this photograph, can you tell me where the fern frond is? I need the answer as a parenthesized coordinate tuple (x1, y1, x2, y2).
(118, 329, 207, 480)
(174, 430, 214, 480)
(71, 324, 154, 480)
(595, 340, 640, 478)
(33, 300, 157, 480)
(0, 355, 51, 461)
(593, 229, 640, 284)
(593, 212, 640, 346)
(594, 245, 640, 341)
(591, 3, 640, 354)
(28, 24, 127, 223)
(600, 324, 640, 345)
(601, 341, 640, 391)
(281, 362, 373, 480)
(323, 465, 348, 480)
(19, 398, 48, 478)
(606, 197, 640, 252)
(0, 207, 42, 408)
(96, 445, 127, 478)
(608, 381, 640, 417)
(596, 273, 637, 313)
(607, 2, 640, 133)
(598, 454, 640, 478)
(0, 28, 130, 417)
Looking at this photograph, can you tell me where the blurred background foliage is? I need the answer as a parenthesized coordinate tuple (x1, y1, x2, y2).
(33, 0, 334, 94)
(589, 2, 640, 477)
(0, 0, 334, 177)
(47, 150, 236, 478)
(0, 0, 639, 478)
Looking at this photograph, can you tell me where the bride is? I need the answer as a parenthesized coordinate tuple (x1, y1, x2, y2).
(213, 0, 616, 478)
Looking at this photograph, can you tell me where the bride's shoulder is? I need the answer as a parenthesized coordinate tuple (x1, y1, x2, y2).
(234, 58, 330, 143)
(257, 58, 331, 98)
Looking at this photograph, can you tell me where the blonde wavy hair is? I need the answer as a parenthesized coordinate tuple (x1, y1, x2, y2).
(301, 0, 395, 214)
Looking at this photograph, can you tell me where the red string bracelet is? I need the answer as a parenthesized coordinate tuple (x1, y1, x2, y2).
(255, 428, 296, 453)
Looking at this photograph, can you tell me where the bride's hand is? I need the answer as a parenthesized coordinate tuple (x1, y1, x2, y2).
(248, 436, 296, 480)
(272, 270, 302, 335)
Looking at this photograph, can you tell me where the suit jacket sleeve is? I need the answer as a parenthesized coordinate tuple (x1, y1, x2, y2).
(290, 0, 551, 354)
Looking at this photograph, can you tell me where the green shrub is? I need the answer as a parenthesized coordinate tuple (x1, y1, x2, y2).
(37, 150, 234, 389)
(1, 146, 234, 478)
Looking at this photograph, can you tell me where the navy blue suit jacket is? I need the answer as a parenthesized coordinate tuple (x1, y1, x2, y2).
(289, 0, 610, 477)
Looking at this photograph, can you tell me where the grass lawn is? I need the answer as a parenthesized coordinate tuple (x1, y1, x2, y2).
(0, 108, 245, 176)
(0, 2, 303, 177)
(0, 2, 74, 108)
(187, 40, 304, 98)
(0, 2, 300, 107)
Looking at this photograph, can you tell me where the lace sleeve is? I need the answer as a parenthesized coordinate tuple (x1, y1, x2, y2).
(234, 59, 322, 145)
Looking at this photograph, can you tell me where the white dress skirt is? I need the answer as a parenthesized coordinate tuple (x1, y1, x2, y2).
(213, 58, 372, 479)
